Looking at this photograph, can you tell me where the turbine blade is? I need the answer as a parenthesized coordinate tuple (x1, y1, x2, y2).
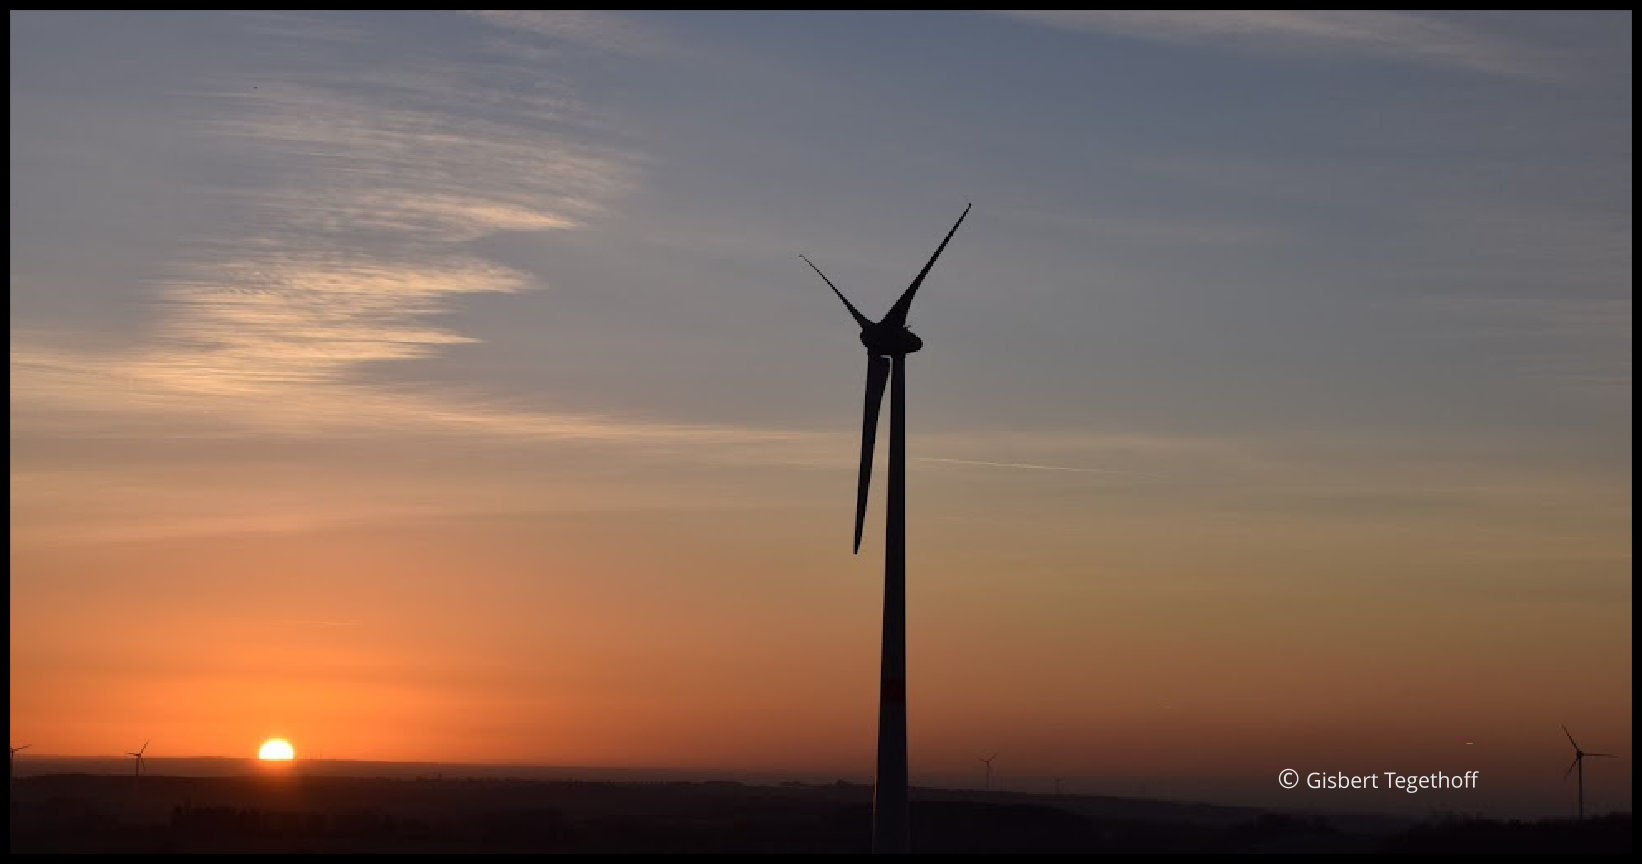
(1588, 753, 1617, 758)
(1564, 757, 1579, 779)
(854, 354, 891, 554)
(883, 203, 971, 328)
(1563, 725, 1580, 750)
(800, 254, 872, 330)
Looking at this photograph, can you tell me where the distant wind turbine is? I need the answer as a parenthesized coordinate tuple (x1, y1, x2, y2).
(801, 203, 971, 854)
(979, 753, 998, 791)
(1562, 725, 1616, 819)
(9, 745, 28, 780)
(128, 740, 150, 778)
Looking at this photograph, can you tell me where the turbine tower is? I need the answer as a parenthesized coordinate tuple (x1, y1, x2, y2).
(801, 203, 971, 853)
(1562, 725, 1615, 819)
(9, 745, 28, 781)
(128, 740, 150, 779)
(979, 753, 998, 791)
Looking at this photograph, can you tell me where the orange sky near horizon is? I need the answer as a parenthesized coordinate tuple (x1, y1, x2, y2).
(11, 470, 1630, 815)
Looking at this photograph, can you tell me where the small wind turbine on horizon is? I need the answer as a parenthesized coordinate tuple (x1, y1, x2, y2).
(800, 202, 971, 854)
(979, 753, 997, 791)
(129, 740, 150, 779)
(1562, 725, 1616, 819)
(10, 744, 28, 780)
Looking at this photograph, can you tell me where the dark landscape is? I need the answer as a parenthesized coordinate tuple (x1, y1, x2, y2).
(10, 772, 1629, 854)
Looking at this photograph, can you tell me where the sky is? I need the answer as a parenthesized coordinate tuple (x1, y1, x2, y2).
(9, 11, 1631, 818)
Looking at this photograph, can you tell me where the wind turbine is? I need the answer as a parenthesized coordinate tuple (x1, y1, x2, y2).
(979, 753, 998, 791)
(9, 745, 28, 781)
(801, 202, 971, 854)
(128, 740, 150, 779)
(1562, 725, 1616, 819)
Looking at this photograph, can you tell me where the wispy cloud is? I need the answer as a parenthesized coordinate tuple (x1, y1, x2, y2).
(10, 336, 825, 448)
(474, 10, 668, 57)
(12, 16, 674, 450)
(169, 18, 641, 403)
(997, 11, 1547, 77)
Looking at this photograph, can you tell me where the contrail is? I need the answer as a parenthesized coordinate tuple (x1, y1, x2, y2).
(915, 456, 1129, 475)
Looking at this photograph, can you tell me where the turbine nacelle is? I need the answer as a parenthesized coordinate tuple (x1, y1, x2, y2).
(860, 323, 923, 356)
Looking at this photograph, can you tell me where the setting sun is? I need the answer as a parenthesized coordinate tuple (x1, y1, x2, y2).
(258, 739, 295, 761)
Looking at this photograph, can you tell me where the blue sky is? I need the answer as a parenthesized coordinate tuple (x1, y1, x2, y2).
(9, 11, 1631, 817)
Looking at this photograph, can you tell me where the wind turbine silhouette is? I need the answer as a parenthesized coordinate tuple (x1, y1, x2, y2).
(9, 745, 28, 780)
(979, 752, 998, 791)
(128, 740, 150, 778)
(801, 202, 970, 854)
(1562, 725, 1615, 819)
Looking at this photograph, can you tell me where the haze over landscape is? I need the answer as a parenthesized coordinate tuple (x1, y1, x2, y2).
(10, 11, 1631, 822)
